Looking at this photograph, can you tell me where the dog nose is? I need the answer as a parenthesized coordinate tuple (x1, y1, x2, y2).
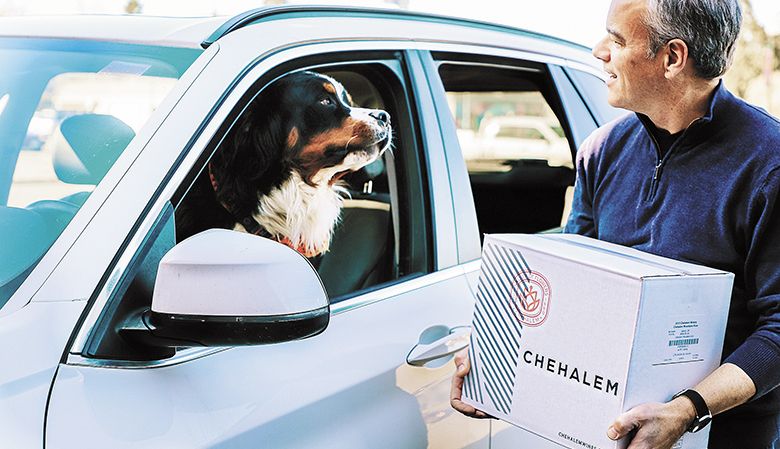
(370, 110, 390, 124)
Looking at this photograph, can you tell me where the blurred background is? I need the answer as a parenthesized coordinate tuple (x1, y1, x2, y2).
(0, 0, 778, 115)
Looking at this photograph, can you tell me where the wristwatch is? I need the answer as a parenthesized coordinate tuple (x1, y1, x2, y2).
(672, 389, 713, 433)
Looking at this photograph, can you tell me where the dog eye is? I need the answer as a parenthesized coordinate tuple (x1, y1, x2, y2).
(319, 98, 334, 106)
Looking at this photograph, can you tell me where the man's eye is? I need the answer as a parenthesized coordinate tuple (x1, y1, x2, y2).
(320, 98, 333, 106)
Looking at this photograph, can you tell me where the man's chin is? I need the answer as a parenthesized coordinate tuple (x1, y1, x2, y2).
(606, 93, 625, 110)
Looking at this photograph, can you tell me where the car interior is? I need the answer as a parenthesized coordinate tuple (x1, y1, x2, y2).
(310, 69, 397, 299)
(2, 49, 578, 360)
(0, 113, 135, 305)
(0, 45, 194, 310)
(435, 53, 577, 237)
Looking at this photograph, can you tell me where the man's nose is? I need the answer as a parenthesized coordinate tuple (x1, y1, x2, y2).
(369, 110, 390, 124)
(592, 36, 610, 62)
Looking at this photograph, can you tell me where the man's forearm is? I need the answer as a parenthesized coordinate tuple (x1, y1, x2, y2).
(691, 362, 756, 415)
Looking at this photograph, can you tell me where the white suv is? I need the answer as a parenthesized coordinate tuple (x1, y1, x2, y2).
(0, 7, 622, 449)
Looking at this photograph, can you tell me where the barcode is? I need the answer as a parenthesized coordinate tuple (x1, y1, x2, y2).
(669, 338, 699, 346)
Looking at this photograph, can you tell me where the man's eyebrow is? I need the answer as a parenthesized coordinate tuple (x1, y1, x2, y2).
(607, 27, 625, 42)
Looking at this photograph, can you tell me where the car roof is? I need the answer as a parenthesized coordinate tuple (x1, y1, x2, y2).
(0, 15, 225, 48)
(0, 6, 592, 55)
(201, 5, 591, 53)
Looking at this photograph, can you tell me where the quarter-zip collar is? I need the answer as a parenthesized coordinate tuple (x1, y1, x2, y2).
(633, 80, 729, 201)
(635, 79, 728, 155)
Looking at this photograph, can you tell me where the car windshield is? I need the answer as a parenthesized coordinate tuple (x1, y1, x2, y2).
(0, 38, 201, 309)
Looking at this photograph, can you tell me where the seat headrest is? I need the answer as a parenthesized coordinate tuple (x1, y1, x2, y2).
(53, 114, 135, 185)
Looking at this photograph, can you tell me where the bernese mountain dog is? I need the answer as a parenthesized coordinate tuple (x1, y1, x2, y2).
(176, 71, 392, 257)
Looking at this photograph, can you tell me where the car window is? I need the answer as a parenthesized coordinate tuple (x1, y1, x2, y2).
(434, 54, 576, 236)
(0, 38, 200, 309)
(565, 68, 628, 124)
(446, 88, 572, 173)
(83, 53, 432, 360)
(310, 63, 430, 300)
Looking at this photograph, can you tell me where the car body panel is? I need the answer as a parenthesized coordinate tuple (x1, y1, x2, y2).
(0, 301, 85, 448)
(43, 31, 490, 448)
(0, 15, 224, 48)
(48, 268, 489, 448)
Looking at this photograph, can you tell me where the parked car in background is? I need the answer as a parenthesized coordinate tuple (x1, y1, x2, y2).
(460, 115, 572, 172)
(0, 7, 623, 449)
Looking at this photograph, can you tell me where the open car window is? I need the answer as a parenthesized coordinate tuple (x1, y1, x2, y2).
(434, 53, 576, 237)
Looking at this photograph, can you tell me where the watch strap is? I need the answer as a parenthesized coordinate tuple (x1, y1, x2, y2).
(672, 389, 712, 433)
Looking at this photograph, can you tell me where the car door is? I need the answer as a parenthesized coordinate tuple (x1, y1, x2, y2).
(419, 47, 616, 447)
(43, 20, 489, 449)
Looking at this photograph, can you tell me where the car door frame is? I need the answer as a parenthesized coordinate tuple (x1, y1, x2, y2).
(62, 38, 466, 365)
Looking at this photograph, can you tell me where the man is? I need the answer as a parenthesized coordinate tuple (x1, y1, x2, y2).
(451, 0, 780, 448)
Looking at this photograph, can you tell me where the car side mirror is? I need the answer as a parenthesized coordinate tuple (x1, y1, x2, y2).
(124, 229, 329, 348)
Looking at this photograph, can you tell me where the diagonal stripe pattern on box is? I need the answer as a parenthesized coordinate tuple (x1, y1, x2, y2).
(463, 242, 531, 415)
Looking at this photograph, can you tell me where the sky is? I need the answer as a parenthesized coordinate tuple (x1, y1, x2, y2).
(0, 0, 778, 47)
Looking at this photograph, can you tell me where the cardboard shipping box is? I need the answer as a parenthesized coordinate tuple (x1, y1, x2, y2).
(462, 233, 734, 449)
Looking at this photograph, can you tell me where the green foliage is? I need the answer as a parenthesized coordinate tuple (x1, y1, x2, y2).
(125, 0, 142, 14)
(724, 0, 776, 98)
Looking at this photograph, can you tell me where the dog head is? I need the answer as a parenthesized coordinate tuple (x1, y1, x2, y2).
(280, 71, 392, 186)
(210, 71, 392, 255)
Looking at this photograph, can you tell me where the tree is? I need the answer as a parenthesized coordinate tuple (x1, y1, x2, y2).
(125, 0, 142, 14)
(724, 0, 774, 98)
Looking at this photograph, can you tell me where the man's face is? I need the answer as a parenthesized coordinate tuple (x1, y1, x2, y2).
(592, 0, 665, 112)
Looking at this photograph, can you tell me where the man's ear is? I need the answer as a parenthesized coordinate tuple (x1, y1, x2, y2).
(664, 38, 689, 79)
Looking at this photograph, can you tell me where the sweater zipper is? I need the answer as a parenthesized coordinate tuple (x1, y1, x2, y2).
(646, 132, 665, 201)
(645, 118, 703, 201)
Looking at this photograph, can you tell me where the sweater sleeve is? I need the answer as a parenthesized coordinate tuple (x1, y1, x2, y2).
(724, 166, 780, 399)
(564, 132, 599, 238)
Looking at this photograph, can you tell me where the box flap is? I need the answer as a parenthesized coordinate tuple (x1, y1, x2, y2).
(487, 233, 728, 278)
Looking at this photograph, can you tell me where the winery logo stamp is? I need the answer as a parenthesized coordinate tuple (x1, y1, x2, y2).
(512, 271, 551, 327)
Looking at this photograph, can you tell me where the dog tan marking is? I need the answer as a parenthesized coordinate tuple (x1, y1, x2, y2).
(323, 82, 337, 94)
(287, 127, 299, 149)
(299, 118, 374, 157)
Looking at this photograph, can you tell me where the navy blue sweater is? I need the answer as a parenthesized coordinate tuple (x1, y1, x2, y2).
(565, 81, 780, 417)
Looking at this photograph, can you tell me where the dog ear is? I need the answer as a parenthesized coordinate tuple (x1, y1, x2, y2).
(210, 94, 288, 219)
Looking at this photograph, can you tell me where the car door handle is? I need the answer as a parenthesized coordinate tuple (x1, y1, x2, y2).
(406, 326, 470, 367)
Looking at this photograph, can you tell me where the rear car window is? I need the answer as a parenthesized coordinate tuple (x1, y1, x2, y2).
(435, 58, 575, 236)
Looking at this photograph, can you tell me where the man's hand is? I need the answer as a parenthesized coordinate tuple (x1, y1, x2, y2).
(607, 397, 696, 449)
(450, 349, 493, 419)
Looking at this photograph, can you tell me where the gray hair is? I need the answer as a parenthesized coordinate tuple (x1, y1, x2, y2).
(643, 0, 742, 79)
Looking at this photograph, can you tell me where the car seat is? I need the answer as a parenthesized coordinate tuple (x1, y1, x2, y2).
(0, 206, 52, 303)
(26, 114, 134, 237)
(317, 158, 394, 299)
